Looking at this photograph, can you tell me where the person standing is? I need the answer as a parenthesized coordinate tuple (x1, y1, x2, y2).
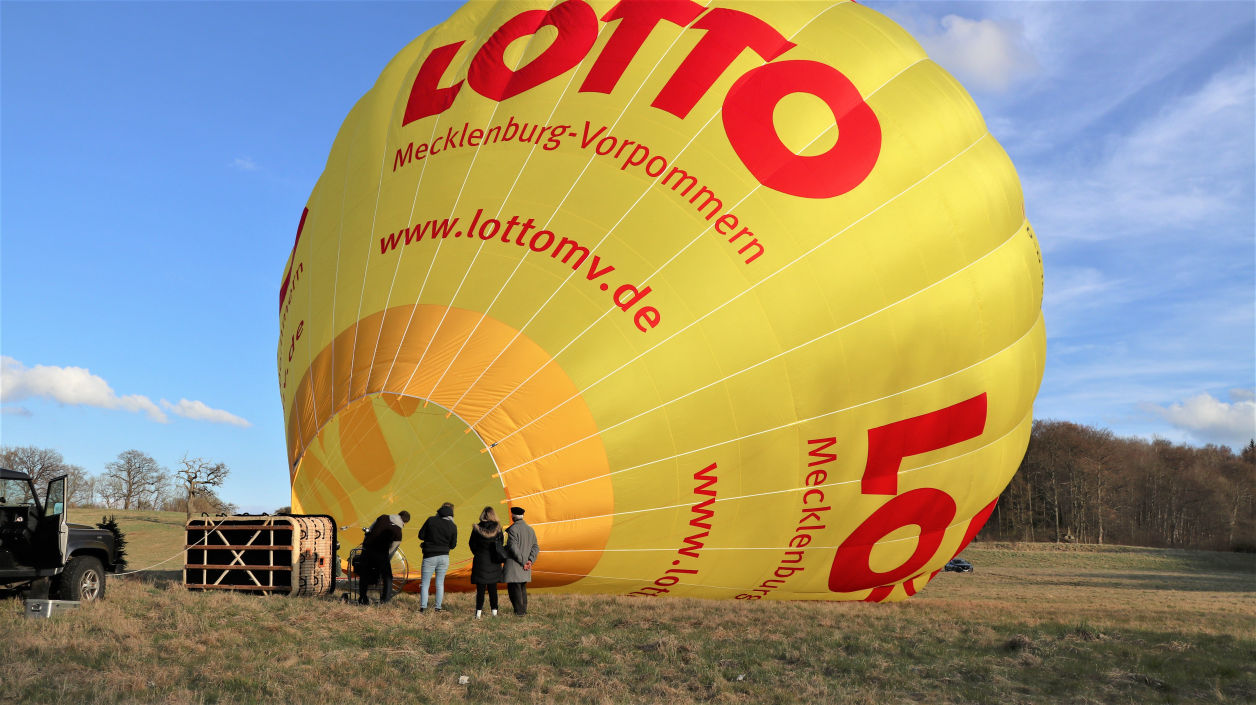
(467, 506, 505, 619)
(502, 506, 538, 616)
(358, 510, 409, 605)
(418, 502, 457, 613)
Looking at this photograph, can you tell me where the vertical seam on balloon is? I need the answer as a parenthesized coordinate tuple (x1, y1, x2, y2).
(490, 132, 993, 460)
(532, 489, 985, 549)
(461, 7, 846, 430)
(462, 10, 910, 433)
(317, 94, 376, 448)
(495, 210, 1018, 479)
(512, 392, 1035, 514)
(398, 1, 569, 399)
(368, 28, 460, 396)
(347, 126, 405, 408)
(377, 5, 528, 393)
(439, 6, 703, 420)
(421, 34, 599, 407)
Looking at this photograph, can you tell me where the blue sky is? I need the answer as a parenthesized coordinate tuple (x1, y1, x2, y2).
(2, 1, 1253, 512)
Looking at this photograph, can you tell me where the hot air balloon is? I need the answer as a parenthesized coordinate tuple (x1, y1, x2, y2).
(278, 0, 1044, 602)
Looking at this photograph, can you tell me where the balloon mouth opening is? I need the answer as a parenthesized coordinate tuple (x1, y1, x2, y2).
(294, 392, 505, 532)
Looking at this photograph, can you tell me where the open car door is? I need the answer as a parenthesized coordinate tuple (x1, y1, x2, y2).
(32, 474, 68, 572)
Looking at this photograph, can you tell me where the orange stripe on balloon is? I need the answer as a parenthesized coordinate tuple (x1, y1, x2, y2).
(285, 304, 614, 587)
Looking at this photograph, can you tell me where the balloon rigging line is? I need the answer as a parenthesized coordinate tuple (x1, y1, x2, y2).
(532, 504, 983, 583)
(458, 105, 726, 428)
(441, 11, 704, 418)
(494, 210, 1016, 480)
(348, 86, 419, 412)
(292, 44, 938, 470)
(298, 354, 1030, 552)
(452, 3, 842, 427)
(395, 4, 564, 398)
(371, 29, 456, 394)
(378, 2, 558, 393)
(527, 570, 884, 597)
(524, 569, 757, 595)
(462, 54, 933, 436)
(297, 1, 840, 459)
(418, 48, 598, 406)
(292, 94, 378, 462)
(524, 407, 1030, 527)
(490, 131, 993, 468)
(504, 322, 1038, 501)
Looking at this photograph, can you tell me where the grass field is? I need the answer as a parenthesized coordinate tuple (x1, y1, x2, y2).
(2, 512, 1252, 704)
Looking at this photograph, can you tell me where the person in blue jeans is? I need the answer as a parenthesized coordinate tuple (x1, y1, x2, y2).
(417, 502, 457, 612)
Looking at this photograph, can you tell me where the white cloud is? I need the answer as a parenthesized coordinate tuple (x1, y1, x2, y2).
(1144, 390, 1256, 449)
(1, 356, 168, 422)
(232, 156, 259, 171)
(917, 15, 1039, 93)
(0, 356, 250, 428)
(1, 405, 32, 417)
(160, 398, 252, 428)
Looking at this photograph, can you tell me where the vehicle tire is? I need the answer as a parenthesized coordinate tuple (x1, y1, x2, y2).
(55, 555, 106, 602)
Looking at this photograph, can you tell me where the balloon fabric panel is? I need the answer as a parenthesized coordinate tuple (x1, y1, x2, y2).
(279, 0, 1045, 601)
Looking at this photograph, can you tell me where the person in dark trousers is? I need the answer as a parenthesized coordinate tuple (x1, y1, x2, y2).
(358, 510, 409, 605)
(468, 506, 505, 619)
(417, 502, 457, 612)
(502, 506, 538, 615)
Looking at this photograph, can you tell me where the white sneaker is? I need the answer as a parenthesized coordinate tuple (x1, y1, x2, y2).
(475, 610, 482, 619)
(491, 609, 499, 617)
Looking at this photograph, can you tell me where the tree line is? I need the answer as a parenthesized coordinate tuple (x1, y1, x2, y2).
(982, 421, 1256, 551)
(0, 445, 234, 520)
(5, 424, 1253, 551)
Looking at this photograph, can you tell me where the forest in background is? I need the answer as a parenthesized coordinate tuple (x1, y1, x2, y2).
(3, 420, 1254, 552)
(983, 420, 1256, 551)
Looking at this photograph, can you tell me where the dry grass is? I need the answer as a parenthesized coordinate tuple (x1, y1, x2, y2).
(3, 525, 1253, 705)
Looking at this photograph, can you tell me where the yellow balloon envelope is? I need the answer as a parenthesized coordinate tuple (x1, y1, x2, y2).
(279, 0, 1045, 602)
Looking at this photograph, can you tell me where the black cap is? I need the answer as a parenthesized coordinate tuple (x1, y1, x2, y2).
(510, 507, 525, 516)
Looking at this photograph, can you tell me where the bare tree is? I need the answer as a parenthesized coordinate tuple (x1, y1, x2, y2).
(174, 454, 230, 521)
(63, 463, 93, 506)
(102, 450, 163, 510)
(1, 445, 73, 488)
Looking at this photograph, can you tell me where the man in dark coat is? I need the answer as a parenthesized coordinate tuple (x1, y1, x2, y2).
(502, 506, 539, 615)
(417, 502, 457, 612)
(358, 510, 409, 605)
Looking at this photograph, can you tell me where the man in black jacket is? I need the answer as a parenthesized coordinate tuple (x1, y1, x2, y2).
(417, 502, 457, 612)
(358, 510, 409, 605)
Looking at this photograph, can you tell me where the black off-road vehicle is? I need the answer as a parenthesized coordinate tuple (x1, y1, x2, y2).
(0, 468, 119, 601)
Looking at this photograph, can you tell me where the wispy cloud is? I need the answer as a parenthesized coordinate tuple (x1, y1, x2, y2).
(1, 356, 167, 422)
(1, 405, 32, 417)
(0, 356, 249, 427)
(231, 156, 259, 171)
(160, 398, 251, 428)
(915, 14, 1039, 93)
(1143, 390, 1256, 449)
(1031, 59, 1254, 244)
